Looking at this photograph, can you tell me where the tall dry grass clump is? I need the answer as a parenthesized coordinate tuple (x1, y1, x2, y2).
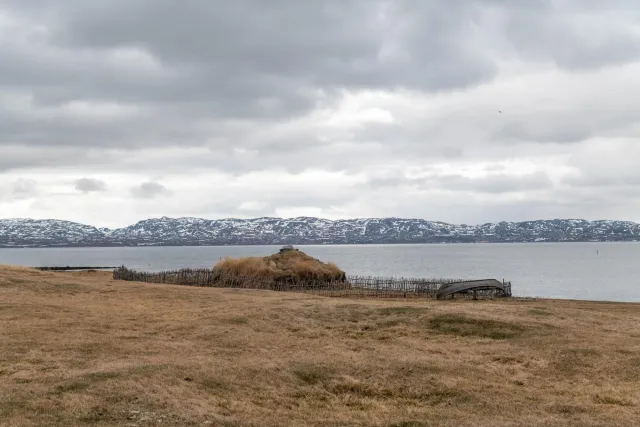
(213, 247, 346, 284)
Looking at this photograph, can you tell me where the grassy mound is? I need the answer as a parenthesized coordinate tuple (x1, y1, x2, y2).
(213, 247, 346, 284)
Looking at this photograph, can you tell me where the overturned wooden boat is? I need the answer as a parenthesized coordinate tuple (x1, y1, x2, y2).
(436, 279, 510, 299)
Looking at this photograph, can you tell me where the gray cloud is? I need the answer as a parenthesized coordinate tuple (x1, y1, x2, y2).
(365, 171, 553, 194)
(1, 1, 639, 157)
(561, 142, 640, 189)
(49, 1, 494, 92)
(2, 1, 640, 225)
(74, 178, 106, 193)
(503, 1, 640, 70)
(435, 172, 553, 194)
(11, 178, 38, 200)
(130, 182, 170, 199)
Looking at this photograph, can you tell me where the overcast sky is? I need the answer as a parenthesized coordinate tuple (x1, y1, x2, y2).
(2, 1, 640, 228)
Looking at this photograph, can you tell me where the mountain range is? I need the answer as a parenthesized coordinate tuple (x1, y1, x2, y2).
(1, 217, 640, 248)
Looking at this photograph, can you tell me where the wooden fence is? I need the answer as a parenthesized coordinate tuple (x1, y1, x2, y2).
(113, 267, 512, 299)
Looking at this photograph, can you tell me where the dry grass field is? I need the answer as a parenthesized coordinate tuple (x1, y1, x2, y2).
(1, 265, 639, 427)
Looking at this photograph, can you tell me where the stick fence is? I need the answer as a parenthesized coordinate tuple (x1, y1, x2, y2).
(113, 267, 511, 299)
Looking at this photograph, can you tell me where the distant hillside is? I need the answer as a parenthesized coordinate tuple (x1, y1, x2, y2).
(1, 217, 640, 247)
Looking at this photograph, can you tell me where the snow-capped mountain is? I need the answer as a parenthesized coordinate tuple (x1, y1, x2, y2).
(0, 219, 109, 247)
(1, 217, 640, 247)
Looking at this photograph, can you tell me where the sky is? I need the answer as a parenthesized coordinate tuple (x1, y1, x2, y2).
(2, 1, 640, 228)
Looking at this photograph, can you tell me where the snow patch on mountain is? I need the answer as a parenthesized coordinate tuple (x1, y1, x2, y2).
(1, 217, 640, 247)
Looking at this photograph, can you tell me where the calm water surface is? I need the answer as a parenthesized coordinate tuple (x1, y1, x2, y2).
(1, 243, 638, 302)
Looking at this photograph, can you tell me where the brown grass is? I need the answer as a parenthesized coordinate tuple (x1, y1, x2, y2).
(213, 248, 345, 283)
(1, 264, 639, 426)
(428, 313, 527, 339)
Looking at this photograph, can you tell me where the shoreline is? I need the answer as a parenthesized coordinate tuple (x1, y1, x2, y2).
(2, 240, 640, 249)
(1, 263, 638, 305)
